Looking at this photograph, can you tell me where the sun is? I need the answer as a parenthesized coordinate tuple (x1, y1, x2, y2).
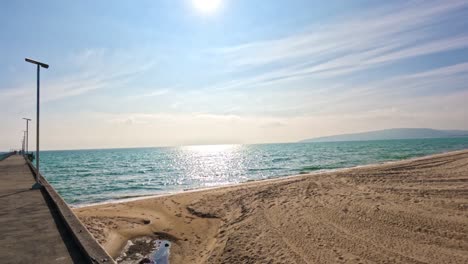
(192, 0, 222, 14)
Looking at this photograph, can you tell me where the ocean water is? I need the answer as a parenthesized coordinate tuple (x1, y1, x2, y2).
(40, 138, 468, 206)
(0, 152, 7, 161)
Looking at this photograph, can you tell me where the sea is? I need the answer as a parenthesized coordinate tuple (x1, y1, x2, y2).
(39, 137, 468, 206)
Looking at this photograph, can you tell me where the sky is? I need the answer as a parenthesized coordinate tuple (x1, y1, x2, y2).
(1, 0, 468, 151)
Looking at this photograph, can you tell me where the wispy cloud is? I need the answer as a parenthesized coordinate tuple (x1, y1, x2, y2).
(126, 88, 170, 100)
(0, 49, 155, 106)
(185, 62, 468, 118)
(282, 62, 468, 116)
(208, 0, 468, 91)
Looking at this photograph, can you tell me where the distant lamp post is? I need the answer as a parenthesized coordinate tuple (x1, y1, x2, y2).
(23, 131, 27, 154)
(22, 118, 31, 154)
(22, 132, 25, 154)
(25, 58, 49, 189)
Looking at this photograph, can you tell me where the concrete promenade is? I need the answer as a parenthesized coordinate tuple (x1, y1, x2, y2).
(0, 155, 110, 263)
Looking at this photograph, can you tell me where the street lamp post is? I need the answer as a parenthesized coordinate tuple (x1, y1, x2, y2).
(21, 132, 25, 154)
(22, 131, 27, 154)
(25, 58, 49, 189)
(22, 118, 31, 154)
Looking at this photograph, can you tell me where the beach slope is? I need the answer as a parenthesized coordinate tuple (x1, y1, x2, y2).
(75, 150, 468, 263)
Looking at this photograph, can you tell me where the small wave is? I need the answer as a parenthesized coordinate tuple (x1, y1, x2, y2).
(77, 172, 95, 177)
(119, 193, 157, 199)
(108, 171, 124, 176)
(381, 153, 416, 160)
(248, 167, 284, 172)
(271, 157, 291, 162)
(300, 165, 341, 171)
(300, 165, 325, 171)
(75, 169, 90, 173)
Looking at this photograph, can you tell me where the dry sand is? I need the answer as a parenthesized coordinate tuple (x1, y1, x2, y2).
(75, 150, 468, 263)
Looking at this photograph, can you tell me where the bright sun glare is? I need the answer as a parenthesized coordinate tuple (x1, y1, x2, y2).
(192, 0, 222, 14)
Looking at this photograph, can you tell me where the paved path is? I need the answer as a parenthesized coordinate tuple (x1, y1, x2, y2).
(0, 155, 88, 264)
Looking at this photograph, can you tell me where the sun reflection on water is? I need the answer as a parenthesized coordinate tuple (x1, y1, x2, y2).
(176, 144, 247, 186)
(182, 144, 240, 153)
(39, 138, 468, 205)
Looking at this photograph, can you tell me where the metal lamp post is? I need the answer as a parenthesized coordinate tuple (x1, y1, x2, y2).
(22, 118, 31, 154)
(25, 58, 49, 189)
(22, 132, 25, 154)
(23, 131, 27, 154)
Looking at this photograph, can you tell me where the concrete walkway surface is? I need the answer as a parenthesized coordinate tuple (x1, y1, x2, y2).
(0, 155, 88, 264)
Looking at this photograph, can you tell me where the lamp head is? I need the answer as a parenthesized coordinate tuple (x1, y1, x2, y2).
(25, 58, 49, 69)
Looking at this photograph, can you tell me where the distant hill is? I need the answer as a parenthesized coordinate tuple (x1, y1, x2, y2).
(300, 128, 468, 143)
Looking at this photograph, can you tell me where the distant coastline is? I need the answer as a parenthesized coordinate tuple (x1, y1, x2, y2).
(301, 128, 468, 143)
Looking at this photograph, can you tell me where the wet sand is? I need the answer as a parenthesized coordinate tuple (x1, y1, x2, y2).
(75, 150, 468, 263)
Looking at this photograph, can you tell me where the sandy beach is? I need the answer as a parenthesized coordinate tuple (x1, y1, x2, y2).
(75, 150, 468, 263)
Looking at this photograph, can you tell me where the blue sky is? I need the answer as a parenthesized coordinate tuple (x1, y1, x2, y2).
(1, 0, 468, 150)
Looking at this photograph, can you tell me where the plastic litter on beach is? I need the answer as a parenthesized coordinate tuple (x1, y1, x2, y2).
(148, 240, 171, 264)
(116, 237, 171, 264)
